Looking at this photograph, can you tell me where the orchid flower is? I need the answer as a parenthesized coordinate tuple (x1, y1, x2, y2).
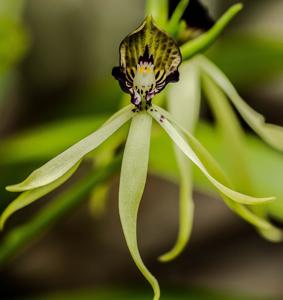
(1, 1, 283, 300)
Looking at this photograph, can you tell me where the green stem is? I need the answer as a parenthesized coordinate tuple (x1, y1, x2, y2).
(180, 3, 243, 60)
(145, 0, 168, 27)
(0, 156, 122, 266)
(166, 0, 190, 36)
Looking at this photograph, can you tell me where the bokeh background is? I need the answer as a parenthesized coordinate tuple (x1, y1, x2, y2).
(0, 0, 283, 299)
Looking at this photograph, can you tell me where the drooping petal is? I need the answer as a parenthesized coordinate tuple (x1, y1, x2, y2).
(149, 106, 275, 205)
(201, 72, 251, 192)
(0, 161, 81, 230)
(180, 4, 243, 60)
(201, 72, 283, 241)
(159, 61, 200, 262)
(153, 105, 280, 231)
(197, 55, 283, 152)
(7, 105, 134, 192)
(119, 112, 160, 300)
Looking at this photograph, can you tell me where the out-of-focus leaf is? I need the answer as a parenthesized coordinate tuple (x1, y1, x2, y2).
(0, 17, 29, 75)
(0, 116, 107, 165)
(207, 35, 283, 87)
(31, 287, 274, 300)
(0, 0, 25, 21)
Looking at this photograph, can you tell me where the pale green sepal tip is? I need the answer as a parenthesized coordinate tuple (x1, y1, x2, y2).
(180, 3, 243, 60)
(119, 112, 160, 300)
(158, 151, 194, 263)
(258, 227, 283, 243)
(150, 105, 275, 206)
(0, 161, 81, 230)
(6, 106, 133, 192)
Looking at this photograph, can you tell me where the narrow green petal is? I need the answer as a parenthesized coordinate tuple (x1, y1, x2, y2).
(149, 106, 274, 205)
(6, 106, 133, 192)
(153, 106, 279, 231)
(0, 161, 81, 230)
(201, 73, 283, 241)
(159, 62, 200, 262)
(119, 112, 159, 300)
(201, 73, 251, 191)
(145, 0, 168, 27)
(166, 0, 190, 36)
(197, 55, 283, 152)
(180, 3, 243, 60)
(158, 150, 194, 263)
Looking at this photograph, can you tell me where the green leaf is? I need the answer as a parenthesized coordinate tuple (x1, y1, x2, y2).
(28, 286, 270, 300)
(6, 105, 133, 192)
(207, 34, 283, 88)
(0, 116, 107, 165)
(0, 0, 26, 21)
(150, 106, 274, 206)
(119, 112, 160, 300)
(0, 161, 80, 230)
(159, 61, 200, 262)
(145, 0, 168, 27)
(0, 17, 29, 74)
(197, 55, 283, 152)
(180, 3, 243, 60)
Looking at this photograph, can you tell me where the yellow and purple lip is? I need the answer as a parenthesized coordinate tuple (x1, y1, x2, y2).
(112, 16, 182, 110)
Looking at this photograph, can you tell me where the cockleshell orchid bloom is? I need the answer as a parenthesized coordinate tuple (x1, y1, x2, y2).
(2, 2, 283, 300)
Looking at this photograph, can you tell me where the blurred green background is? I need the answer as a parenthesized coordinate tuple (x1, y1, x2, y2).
(0, 0, 283, 299)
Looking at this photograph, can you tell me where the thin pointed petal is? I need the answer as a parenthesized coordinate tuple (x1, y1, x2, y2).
(180, 3, 243, 60)
(158, 149, 194, 263)
(197, 56, 283, 152)
(152, 105, 279, 231)
(159, 62, 200, 262)
(0, 161, 81, 230)
(119, 112, 160, 300)
(7, 106, 133, 192)
(149, 106, 275, 206)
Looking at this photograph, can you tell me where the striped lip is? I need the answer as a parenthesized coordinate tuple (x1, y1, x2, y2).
(112, 16, 182, 110)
